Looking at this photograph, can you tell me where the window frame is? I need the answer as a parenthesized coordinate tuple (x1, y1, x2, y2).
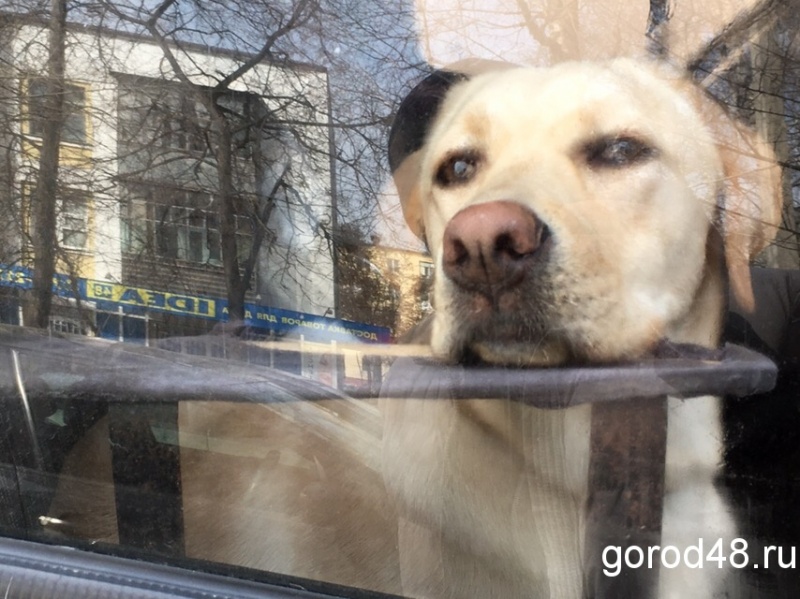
(419, 261, 434, 279)
(22, 77, 92, 148)
(121, 185, 254, 268)
(59, 189, 91, 252)
(20, 182, 92, 254)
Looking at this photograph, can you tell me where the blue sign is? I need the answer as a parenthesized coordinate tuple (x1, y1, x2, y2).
(0, 264, 391, 343)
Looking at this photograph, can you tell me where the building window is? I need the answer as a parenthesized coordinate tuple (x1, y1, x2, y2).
(419, 286, 433, 313)
(20, 183, 91, 252)
(155, 204, 221, 264)
(159, 95, 211, 153)
(117, 76, 272, 164)
(122, 198, 148, 254)
(119, 86, 212, 154)
(387, 258, 400, 273)
(49, 317, 84, 335)
(122, 186, 253, 266)
(60, 191, 90, 250)
(420, 261, 434, 279)
(26, 78, 89, 146)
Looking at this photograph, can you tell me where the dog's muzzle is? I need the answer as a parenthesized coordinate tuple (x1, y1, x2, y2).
(442, 200, 551, 298)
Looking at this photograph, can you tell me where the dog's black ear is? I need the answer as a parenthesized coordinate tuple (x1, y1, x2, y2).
(388, 70, 468, 239)
(388, 70, 468, 174)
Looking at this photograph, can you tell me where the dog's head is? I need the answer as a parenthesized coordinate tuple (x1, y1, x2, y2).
(389, 59, 781, 366)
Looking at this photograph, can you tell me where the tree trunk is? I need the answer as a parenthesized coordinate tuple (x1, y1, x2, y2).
(212, 101, 246, 322)
(26, 0, 67, 329)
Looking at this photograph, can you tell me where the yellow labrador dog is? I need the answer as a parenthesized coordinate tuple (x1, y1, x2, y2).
(383, 58, 781, 598)
(48, 58, 780, 599)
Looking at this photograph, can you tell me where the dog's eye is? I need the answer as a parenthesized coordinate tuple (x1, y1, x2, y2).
(584, 136, 655, 168)
(435, 152, 481, 187)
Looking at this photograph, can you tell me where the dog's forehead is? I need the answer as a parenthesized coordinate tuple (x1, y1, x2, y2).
(431, 61, 693, 144)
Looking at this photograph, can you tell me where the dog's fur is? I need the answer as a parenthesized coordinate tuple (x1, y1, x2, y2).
(47, 58, 781, 599)
(383, 58, 781, 598)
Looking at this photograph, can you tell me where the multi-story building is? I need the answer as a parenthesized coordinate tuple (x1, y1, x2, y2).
(0, 16, 365, 346)
(367, 240, 434, 338)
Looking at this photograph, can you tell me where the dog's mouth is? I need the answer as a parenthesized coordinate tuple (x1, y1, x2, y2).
(443, 305, 571, 367)
(466, 338, 571, 367)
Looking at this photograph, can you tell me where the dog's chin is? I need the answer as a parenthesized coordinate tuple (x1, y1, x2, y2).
(465, 337, 724, 368)
(469, 340, 571, 367)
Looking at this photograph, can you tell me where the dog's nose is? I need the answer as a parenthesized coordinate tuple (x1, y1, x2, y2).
(442, 201, 549, 293)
